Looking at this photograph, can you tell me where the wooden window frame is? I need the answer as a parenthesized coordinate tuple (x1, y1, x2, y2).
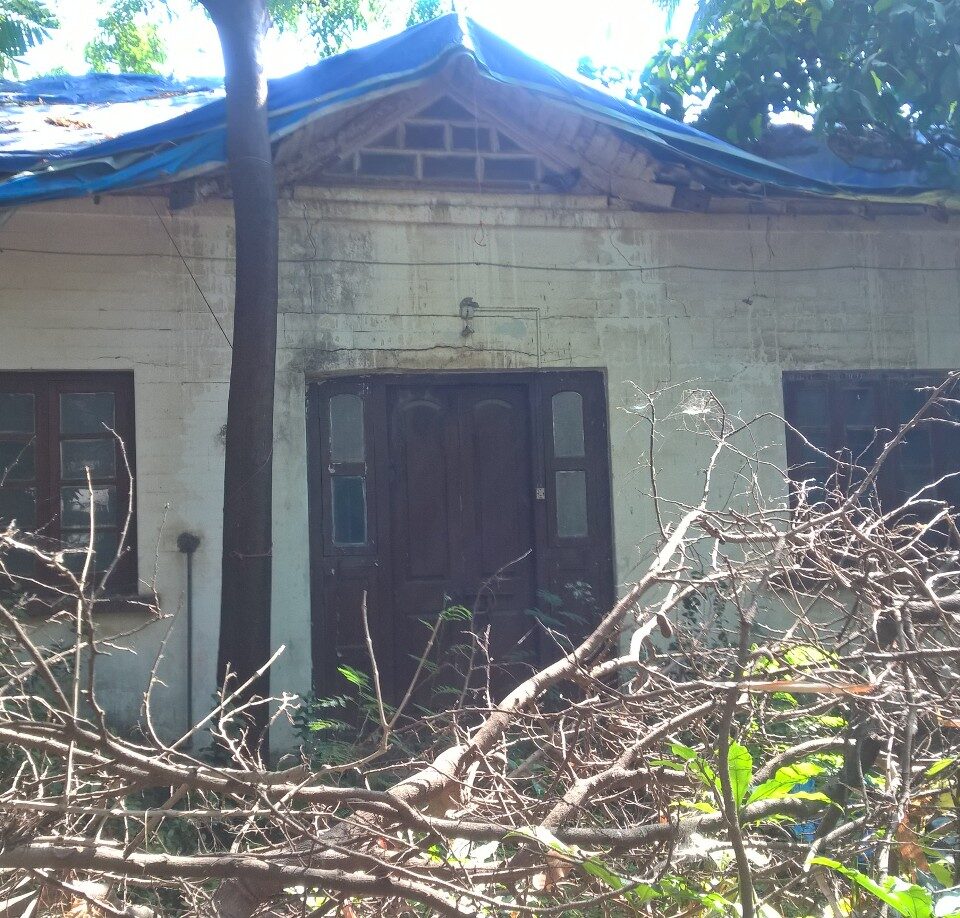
(782, 369, 959, 512)
(0, 371, 137, 595)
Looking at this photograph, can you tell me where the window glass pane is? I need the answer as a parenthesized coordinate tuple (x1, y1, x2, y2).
(792, 386, 828, 428)
(898, 384, 931, 423)
(423, 156, 476, 180)
(901, 464, 936, 499)
(842, 427, 881, 465)
(61, 485, 117, 529)
(552, 391, 585, 458)
(332, 476, 366, 545)
(0, 393, 34, 434)
(62, 529, 119, 574)
(0, 546, 34, 579)
(788, 428, 830, 467)
(0, 442, 34, 482)
(840, 387, 875, 427)
(358, 152, 416, 177)
(556, 470, 588, 538)
(452, 126, 490, 151)
(60, 392, 115, 435)
(404, 123, 445, 149)
(0, 488, 36, 527)
(483, 157, 538, 182)
(329, 394, 365, 463)
(60, 439, 116, 481)
(901, 430, 933, 468)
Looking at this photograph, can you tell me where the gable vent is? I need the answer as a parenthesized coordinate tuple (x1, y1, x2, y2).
(325, 97, 569, 191)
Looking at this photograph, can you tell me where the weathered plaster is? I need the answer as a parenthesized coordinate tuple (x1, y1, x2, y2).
(0, 188, 957, 743)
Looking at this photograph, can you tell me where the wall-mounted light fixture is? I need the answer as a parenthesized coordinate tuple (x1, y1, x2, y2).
(459, 296, 479, 337)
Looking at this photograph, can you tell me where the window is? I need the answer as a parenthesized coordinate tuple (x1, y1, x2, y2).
(549, 389, 591, 539)
(324, 97, 557, 191)
(0, 372, 136, 592)
(327, 391, 368, 547)
(782, 371, 960, 513)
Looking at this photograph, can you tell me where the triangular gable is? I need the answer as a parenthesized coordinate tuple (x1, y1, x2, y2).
(319, 96, 578, 192)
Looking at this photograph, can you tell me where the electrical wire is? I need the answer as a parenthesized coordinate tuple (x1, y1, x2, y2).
(150, 203, 233, 348)
(0, 243, 956, 276)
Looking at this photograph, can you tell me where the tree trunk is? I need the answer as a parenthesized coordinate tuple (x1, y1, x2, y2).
(203, 0, 278, 743)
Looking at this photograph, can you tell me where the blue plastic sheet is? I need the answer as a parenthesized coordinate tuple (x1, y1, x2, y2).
(0, 14, 956, 207)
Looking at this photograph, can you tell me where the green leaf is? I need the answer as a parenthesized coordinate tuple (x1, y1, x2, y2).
(811, 858, 934, 918)
(680, 800, 721, 814)
(748, 761, 824, 804)
(670, 742, 699, 761)
(337, 664, 369, 688)
(928, 859, 953, 888)
(783, 790, 834, 804)
(582, 858, 624, 889)
(926, 758, 955, 778)
(440, 603, 471, 622)
(671, 743, 719, 792)
(728, 742, 754, 806)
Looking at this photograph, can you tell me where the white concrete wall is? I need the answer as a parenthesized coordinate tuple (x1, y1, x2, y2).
(1, 188, 958, 739)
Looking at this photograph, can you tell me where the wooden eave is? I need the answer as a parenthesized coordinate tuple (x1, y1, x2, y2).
(151, 55, 955, 221)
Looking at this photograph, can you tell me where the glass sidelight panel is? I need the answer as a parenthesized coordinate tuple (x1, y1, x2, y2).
(329, 394, 365, 463)
(552, 391, 585, 458)
(556, 470, 588, 538)
(332, 476, 367, 545)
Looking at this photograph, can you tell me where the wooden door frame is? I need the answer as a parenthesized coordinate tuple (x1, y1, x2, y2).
(305, 368, 616, 695)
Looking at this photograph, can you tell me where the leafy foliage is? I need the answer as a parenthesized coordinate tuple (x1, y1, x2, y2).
(84, 0, 166, 74)
(68, 0, 454, 75)
(585, 0, 960, 161)
(0, 0, 56, 76)
(406, 0, 451, 27)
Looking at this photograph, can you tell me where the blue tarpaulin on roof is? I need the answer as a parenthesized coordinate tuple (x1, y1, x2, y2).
(0, 13, 957, 207)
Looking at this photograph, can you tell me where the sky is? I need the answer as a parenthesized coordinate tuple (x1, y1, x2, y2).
(18, 0, 697, 83)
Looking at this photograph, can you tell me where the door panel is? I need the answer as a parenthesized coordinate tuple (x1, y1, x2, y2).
(388, 387, 461, 620)
(388, 383, 536, 696)
(461, 388, 534, 605)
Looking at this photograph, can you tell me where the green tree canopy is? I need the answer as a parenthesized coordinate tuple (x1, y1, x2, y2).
(85, 0, 166, 74)
(79, 0, 452, 74)
(0, 0, 56, 76)
(583, 0, 960, 161)
(3, 0, 452, 78)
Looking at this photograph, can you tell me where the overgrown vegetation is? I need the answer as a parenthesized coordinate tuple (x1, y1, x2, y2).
(0, 0, 55, 76)
(1, 0, 453, 78)
(2, 378, 960, 915)
(581, 0, 960, 163)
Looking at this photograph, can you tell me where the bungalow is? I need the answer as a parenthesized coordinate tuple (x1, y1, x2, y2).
(1, 13, 958, 741)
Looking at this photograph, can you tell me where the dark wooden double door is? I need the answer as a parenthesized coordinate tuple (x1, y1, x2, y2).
(307, 373, 613, 701)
